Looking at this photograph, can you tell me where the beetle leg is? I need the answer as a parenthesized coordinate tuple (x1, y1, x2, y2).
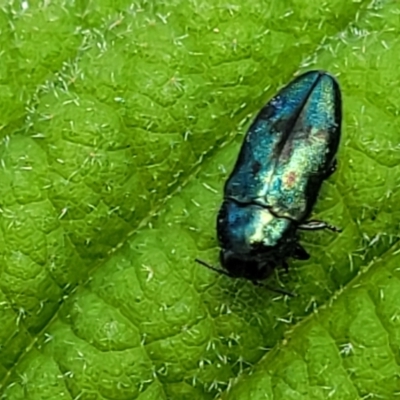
(293, 243, 310, 260)
(263, 284, 297, 297)
(253, 280, 296, 297)
(298, 220, 342, 233)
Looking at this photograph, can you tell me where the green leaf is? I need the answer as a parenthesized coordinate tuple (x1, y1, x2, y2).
(224, 245, 400, 400)
(0, 0, 396, 399)
(224, 1, 400, 399)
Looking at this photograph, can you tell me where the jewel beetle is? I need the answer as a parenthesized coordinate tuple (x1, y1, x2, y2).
(196, 70, 342, 291)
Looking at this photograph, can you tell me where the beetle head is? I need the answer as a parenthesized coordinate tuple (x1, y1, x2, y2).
(219, 249, 276, 281)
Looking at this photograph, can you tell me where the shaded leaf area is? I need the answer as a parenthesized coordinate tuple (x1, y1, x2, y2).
(0, 0, 382, 399)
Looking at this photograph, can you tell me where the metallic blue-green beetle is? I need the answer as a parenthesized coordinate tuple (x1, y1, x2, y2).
(197, 70, 342, 287)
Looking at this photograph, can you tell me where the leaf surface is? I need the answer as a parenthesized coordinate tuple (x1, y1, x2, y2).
(1, 1, 396, 399)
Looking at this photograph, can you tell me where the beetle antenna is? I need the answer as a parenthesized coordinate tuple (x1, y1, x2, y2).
(194, 258, 231, 277)
(251, 279, 296, 297)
